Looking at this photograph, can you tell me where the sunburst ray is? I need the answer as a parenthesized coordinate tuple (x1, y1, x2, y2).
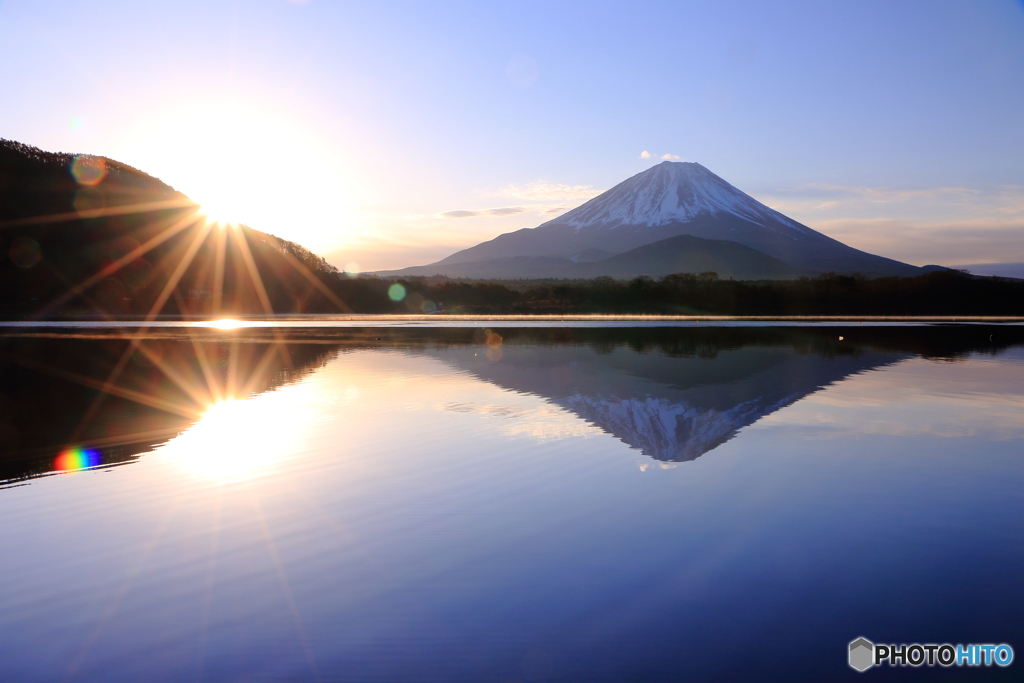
(35, 207, 204, 318)
(0, 197, 196, 229)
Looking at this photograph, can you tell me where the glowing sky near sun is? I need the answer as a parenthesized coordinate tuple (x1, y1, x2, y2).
(1, 0, 1022, 271)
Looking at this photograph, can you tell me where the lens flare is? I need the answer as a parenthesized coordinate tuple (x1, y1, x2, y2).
(9, 237, 42, 269)
(54, 446, 101, 472)
(388, 283, 406, 302)
(70, 155, 107, 186)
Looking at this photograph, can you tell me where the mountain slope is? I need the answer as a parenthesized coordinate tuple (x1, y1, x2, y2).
(383, 233, 810, 280)
(0, 139, 343, 316)
(417, 162, 922, 277)
(582, 234, 809, 279)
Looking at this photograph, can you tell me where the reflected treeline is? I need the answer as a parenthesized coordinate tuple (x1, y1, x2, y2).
(0, 329, 340, 486)
(291, 324, 1021, 360)
(151, 324, 1020, 359)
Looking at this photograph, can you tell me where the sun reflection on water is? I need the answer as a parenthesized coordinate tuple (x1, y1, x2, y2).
(170, 396, 300, 483)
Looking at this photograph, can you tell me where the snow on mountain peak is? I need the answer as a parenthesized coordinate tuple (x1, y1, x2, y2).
(545, 161, 804, 233)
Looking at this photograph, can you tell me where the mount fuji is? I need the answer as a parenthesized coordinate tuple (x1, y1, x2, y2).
(381, 161, 925, 279)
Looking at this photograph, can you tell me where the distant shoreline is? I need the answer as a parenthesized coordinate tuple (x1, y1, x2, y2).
(1, 314, 1023, 328)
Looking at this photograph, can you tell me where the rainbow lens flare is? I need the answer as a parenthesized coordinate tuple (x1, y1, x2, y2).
(69, 155, 107, 186)
(54, 446, 101, 472)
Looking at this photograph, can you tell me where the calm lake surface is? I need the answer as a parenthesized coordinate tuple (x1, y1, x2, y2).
(0, 324, 1021, 682)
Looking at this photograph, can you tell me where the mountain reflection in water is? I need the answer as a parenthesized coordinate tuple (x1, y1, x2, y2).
(426, 336, 908, 462)
(0, 325, 1019, 484)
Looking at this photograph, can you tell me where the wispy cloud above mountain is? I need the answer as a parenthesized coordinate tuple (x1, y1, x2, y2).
(438, 179, 606, 224)
(441, 207, 527, 218)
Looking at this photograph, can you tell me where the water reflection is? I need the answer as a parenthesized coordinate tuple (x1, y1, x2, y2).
(424, 332, 910, 461)
(173, 397, 304, 482)
(0, 325, 1021, 682)
(1, 325, 1019, 484)
(0, 330, 340, 485)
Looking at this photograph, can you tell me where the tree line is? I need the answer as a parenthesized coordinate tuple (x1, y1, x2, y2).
(332, 270, 1024, 316)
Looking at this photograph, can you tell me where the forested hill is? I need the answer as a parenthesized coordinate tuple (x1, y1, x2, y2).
(0, 139, 343, 316)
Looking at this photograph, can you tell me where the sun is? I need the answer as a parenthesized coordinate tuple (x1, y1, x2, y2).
(198, 202, 241, 226)
(122, 93, 357, 254)
(207, 318, 242, 329)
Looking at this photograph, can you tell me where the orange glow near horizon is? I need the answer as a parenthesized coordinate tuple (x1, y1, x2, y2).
(208, 318, 243, 329)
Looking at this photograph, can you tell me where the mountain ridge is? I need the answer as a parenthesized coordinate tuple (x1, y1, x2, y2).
(380, 233, 812, 280)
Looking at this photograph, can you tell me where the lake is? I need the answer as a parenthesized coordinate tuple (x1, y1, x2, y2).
(0, 323, 1021, 682)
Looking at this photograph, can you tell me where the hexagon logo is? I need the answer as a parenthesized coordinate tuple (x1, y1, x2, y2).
(849, 637, 874, 672)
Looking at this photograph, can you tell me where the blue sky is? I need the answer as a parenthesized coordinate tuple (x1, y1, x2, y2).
(1, 0, 1022, 270)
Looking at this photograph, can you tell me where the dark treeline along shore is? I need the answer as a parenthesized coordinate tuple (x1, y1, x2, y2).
(0, 324, 1019, 485)
(340, 269, 1024, 316)
(2, 138, 1022, 318)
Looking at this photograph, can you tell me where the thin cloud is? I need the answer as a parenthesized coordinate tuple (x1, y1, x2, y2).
(661, 153, 680, 160)
(499, 181, 602, 201)
(440, 206, 528, 219)
(640, 150, 651, 159)
(842, 185, 980, 202)
(757, 183, 1024, 232)
(813, 217, 1024, 266)
(775, 183, 984, 204)
(745, 181, 1024, 267)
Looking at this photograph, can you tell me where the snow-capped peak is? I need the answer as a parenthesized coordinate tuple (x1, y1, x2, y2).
(545, 161, 805, 233)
